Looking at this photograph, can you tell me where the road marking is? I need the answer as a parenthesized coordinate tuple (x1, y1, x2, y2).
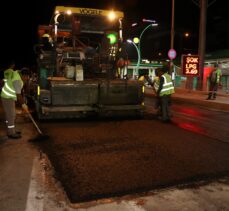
(25, 157, 44, 211)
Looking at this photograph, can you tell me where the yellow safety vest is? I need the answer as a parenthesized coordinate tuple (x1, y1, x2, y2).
(159, 73, 175, 96)
(1, 69, 23, 100)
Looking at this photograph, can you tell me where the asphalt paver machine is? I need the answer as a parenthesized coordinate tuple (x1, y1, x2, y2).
(32, 6, 144, 119)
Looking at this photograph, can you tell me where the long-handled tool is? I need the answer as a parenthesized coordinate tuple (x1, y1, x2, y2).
(23, 106, 49, 141)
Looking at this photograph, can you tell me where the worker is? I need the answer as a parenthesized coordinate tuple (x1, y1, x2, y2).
(157, 66, 175, 123)
(41, 30, 53, 50)
(1, 61, 28, 139)
(138, 75, 144, 81)
(206, 63, 222, 100)
(138, 72, 151, 84)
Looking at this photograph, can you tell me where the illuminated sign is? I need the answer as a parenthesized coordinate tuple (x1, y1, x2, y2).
(55, 6, 124, 18)
(182, 55, 200, 76)
(79, 8, 102, 16)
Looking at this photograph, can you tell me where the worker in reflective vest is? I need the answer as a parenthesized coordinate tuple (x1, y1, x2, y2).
(157, 67, 175, 123)
(206, 63, 222, 100)
(1, 62, 28, 139)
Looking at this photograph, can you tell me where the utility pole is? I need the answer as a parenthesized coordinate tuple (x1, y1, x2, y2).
(191, 0, 217, 90)
(170, 0, 175, 50)
(197, 0, 207, 90)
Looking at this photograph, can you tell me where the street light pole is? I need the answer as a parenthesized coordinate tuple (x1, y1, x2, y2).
(138, 23, 158, 71)
(127, 39, 141, 77)
(191, 0, 217, 90)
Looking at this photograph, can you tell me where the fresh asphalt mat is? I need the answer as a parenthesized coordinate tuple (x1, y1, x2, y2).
(35, 119, 229, 203)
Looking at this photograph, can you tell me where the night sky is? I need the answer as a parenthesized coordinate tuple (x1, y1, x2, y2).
(0, 0, 228, 69)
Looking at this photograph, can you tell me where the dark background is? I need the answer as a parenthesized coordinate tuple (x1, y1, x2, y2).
(0, 0, 228, 68)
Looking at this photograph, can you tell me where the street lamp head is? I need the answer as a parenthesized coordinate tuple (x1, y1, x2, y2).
(184, 32, 190, 37)
(127, 39, 132, 43)
(131, 23, 138, 27)
(151, 23, 158, 27)
(142, 18, 156, 23)
(133, 37, 140, 44)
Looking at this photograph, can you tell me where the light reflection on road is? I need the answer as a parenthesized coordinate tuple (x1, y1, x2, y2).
(173, 122, 207, 135)
(145, 97, 229, 143)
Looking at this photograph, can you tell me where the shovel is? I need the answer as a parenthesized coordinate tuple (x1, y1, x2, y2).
(23, 105, 49, 141)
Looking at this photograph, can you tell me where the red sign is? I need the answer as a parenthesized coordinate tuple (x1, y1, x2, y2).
(182, 55, 200, 76)
(168, 49, 177, 60)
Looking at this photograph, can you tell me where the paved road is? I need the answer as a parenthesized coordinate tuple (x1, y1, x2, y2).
(1, 103, 229, 211)
(145, 96, 229, 143)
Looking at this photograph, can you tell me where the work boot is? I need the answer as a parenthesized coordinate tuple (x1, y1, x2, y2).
(8, 133, 22, 139)
(162, 118, 172, 123)
(206, 93, 212, 100)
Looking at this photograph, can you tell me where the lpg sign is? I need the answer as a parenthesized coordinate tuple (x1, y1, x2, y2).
(182, 55, 200, 76)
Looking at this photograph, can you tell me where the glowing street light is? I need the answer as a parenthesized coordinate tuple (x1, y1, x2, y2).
(138, 23, 158, 69)
(131, 23, 138, 27)
(128, 22, 158, 74)
(139, 23, 158, 52)
(142, 18, 157, 23)
(184, 32, 190, 38)
(133, 37, 140, 44)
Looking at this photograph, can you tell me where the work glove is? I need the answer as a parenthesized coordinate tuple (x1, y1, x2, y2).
(22, 103, 29, 112)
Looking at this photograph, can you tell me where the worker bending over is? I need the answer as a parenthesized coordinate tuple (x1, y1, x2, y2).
(1, 61, 28, 139)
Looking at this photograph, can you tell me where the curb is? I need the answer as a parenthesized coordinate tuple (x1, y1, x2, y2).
(145, 91, 229, 112)
(174, 88, 229, 98)
(171, 96, 229, 112)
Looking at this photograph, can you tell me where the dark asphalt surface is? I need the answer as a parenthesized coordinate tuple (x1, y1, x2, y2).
(1, 91, 229, 208)
(35, 115, 229, 203)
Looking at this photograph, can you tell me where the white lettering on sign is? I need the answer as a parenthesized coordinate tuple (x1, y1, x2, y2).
(186, 57, 199, 64)
(182, 55, 200, 76)
(79, 8, 102, 16)
(185, 64, 198, 74)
